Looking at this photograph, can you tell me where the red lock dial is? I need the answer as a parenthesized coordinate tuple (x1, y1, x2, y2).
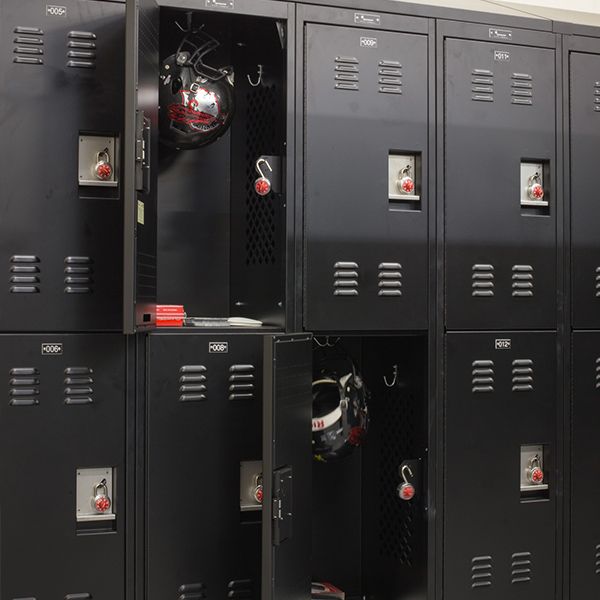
(95, 162, 113, 181)
(529, 183, 544, 200)
(254, 178, 271, 197)
(95, 496, 111, 513)
(530, 467, 544, 485)
(400, 176, 415, 194)
(254, 485, 263, 504)
(398, 482, 416, 501)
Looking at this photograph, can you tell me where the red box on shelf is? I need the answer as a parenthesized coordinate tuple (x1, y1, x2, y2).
(156, 305, 186, 327)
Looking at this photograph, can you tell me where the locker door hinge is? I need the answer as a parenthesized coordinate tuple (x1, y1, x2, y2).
(272, 466, 293, 546)
(135, 110, 150, 193)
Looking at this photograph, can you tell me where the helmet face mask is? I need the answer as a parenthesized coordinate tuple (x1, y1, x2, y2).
(159, 27, 235, 150)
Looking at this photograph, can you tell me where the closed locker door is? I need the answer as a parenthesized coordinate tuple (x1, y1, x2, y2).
(570, 53, 600, 328)
(0, 334, 127, 599)
(445, 332, 557, 600)
(146, 333, 263, 600)
(304, 23, 429, 331)
(0, 0, 125, 331)
(444, 38, 557, 330)
(571, 332, 600, 598)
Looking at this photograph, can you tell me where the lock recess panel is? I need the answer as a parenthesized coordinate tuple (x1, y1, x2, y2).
(240, 460, 263, 512)
(76, 466, 116, 522)
(78, 135, 118, 187)
(520, 444, 549, 498)
(388, 153, 421, 208)
(520, 161, 549, 213)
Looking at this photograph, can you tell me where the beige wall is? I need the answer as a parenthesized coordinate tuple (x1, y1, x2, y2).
(504, 0, 600, 12)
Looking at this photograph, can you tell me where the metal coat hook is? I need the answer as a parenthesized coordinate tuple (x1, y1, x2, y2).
(247, 64, 264, 87)
(314, 336, 339, 348)
(175, 11, 194, 33)
(384, 364, 399, 388)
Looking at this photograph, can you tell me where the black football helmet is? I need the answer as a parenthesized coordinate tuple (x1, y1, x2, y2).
(312, 358, 369, 462)
(159, 28, 235, 150)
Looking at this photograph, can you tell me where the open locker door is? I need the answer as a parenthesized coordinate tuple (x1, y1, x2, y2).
(262, 334, 313, 600)
(123, 0, 159, 333)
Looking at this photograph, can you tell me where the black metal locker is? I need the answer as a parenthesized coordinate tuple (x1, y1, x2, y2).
(303, 21, 430, 332)
(444, 331, 557, 600)
(444, 35, 558, 330)
(145, 331, 312, 600)
(0, 333, 127, 599)
(0, 0, 125, 331)
(570, 51, 600, 328)
(571, 331, 600, 598)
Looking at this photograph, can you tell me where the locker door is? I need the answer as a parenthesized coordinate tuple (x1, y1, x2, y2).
(0, 0, 125, 331)
(571, 332, 600, 598)
(262, 334, 312, 600)
(123, 0, 158, 333)
(146, 333, 264, 600)
(444, 38, 557, 329)
(570, 53, 600, 328)
(304, 24, 429, 331)
(445, 332, 557, 600)
(0, 334, 127, 599)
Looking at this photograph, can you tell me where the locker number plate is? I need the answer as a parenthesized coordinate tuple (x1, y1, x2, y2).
(494, 339, 511, 350)
(42, 343, 63, 355)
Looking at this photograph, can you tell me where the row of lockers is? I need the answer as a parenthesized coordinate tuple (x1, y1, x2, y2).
(4, 0, 600, 333)
(0, 330, 597, 599)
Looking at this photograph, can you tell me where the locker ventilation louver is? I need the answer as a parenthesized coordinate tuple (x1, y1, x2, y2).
(10, 255, 40, 293)
(511, 551, 533, 584)
(594, 82, 600, 112)
(595, 358, 600, 390)
(227, 579, 254, 599)
(472, 264, 494, 297)
(472, 360, 494, 393)
(64, 256, 94, 294)
(334, 56, 359, 91)
(67, 31, 97, 69)
(512, 359, 534, 392)
(245, 85, 277, 266)
(179, 365, 207, 402)
(13, 26, 44, 65)
(595, 266, 600, 297)
(595, 544, 600, 574)
(511, 73, 533, 106)
(9, 367, 40, 406)
(229, 365, 255, 400)
(378, 262, 402, 296)
(178, 582, 206, 600)
(64, 367, 94, 405)
(512, 265, 534, 297)
(471, 69, 494, 102)
(378, 60, 402, 95)
(333, 262, 359, 296)
(378, 386, 418, 566)
(471, 555, 493, 588)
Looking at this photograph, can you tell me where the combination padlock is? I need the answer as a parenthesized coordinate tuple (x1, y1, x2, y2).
(254, 158, 272, 197)
(253, 474, 263, 504)
(94, 149, 113, 182)
(397, 464, 416, 501)
(397, 165, 415, 195)
(93, 479, 112, 513)
(527, 173, 544, 201)
(526, 455, 544, 485)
